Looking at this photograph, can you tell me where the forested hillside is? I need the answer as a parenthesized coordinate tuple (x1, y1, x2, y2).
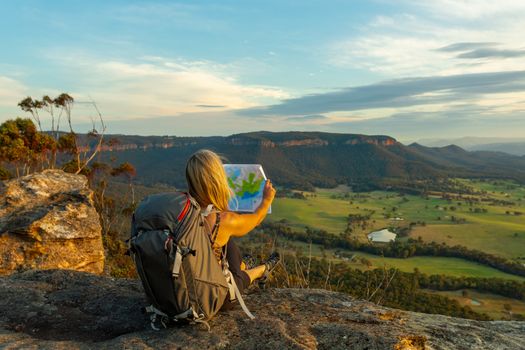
(97, 131, 525, 190)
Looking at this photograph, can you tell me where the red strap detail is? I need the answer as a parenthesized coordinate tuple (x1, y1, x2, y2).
(177, 194, 191, 221)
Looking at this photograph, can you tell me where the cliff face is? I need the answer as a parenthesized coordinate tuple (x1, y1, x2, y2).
(0, 170, 104, 275)
(0, 270, 523, 350)
(77, 132, 399, 152)
(226, 133, 397, 148)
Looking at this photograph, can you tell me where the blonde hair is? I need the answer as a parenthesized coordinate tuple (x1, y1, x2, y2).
(185, 149, 233, 211)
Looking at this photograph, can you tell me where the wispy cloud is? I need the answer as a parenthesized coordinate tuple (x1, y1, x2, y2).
(436, 42, 498, 52)
(0, 76, 28, 107)
(437, 42, 525, 59)
(409, 0, 525, 20)
(244, 70, 525, 117)
(323, 106, 525, 140)
(329, 1, 525, 77)
(99, 110, 264, 137)
(195, 104, 226, 108)
(456, 48, 525, 59)
(41, 53, 289, 120)
(286, 114, 327, 122)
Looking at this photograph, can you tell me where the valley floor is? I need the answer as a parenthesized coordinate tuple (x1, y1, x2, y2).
(269, 179, 525, 260)
(262, 178, 525, 320)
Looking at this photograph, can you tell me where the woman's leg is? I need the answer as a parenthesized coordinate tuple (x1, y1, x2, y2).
(225, 239, 251, 291)
(243, 265, 266, 283)
(221, 239, 255, 311)
(225, 239, 277, 285)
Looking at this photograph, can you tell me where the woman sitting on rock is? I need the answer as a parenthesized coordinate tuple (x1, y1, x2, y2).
(185, 149, 281, 307)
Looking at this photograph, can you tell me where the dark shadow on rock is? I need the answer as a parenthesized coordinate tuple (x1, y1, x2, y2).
(0, 269, 146, 342)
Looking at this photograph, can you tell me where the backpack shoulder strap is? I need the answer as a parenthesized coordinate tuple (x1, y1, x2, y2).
(210, 212, 221, 244)
(200, 205, 221, 245)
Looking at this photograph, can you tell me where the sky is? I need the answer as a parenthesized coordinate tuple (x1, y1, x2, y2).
(1, 0, 525, 141)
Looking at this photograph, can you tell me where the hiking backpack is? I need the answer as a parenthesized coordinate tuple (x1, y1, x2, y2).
(129, 192, 254, 330)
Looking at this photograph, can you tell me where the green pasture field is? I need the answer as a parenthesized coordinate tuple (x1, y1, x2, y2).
(456, 178, 525, 200)
(410, 224, 524, 260)
(347, 251, 525, 281)
(424, 289, 525, 320)
(272, 240, 525, 282)
(268, 179, 525, 259)
(270, 195, 351, 233)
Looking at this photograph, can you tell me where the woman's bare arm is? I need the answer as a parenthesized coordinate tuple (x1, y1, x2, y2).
(213, 180, 276, 247)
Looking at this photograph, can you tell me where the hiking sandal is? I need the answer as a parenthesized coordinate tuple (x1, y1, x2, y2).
(258, 252, 281, 288)
(242, 254, 257, 270)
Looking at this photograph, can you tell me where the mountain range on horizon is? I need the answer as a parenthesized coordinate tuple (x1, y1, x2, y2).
(414, 137, 525, 156)
(94, 131, 525, 190)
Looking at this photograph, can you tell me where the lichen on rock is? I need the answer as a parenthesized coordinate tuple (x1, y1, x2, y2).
(0, 170, 104, 275)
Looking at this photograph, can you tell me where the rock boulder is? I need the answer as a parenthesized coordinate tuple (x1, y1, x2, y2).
(0, 170, 104, 275)
(0, 270, 524, 349)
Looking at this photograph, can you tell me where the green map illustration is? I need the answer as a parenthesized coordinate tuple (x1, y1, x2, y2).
(223, 164, 271, 213)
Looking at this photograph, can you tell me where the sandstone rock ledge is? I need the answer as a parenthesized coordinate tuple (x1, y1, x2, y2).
(0, 170, 104, 275)
(0, 270, 523, 349)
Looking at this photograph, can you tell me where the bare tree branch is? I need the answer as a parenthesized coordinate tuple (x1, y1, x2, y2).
(75, 99, 107, 175)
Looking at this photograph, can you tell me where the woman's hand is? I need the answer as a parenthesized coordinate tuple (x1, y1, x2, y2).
(263, 179, 276, 204)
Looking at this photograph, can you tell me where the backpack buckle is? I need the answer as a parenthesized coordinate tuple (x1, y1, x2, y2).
(172, 246, 196, 278)
(172, 246, 183, 278)
(201, 204, 214, 217)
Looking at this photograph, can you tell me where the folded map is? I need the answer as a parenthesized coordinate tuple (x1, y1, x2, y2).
(223, 164, 271, 213)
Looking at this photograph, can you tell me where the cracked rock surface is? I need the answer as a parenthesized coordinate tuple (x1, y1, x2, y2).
(0, 270, 524, 349)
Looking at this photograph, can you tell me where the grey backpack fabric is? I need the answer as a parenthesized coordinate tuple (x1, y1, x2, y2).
(129, 192, 253, 330)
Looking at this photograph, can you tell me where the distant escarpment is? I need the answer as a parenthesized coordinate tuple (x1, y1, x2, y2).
(91, 131, 525, 190)
(92, 132, 397, 151)
(227, 132, 397, 148)
(0, 170, 104, 275)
